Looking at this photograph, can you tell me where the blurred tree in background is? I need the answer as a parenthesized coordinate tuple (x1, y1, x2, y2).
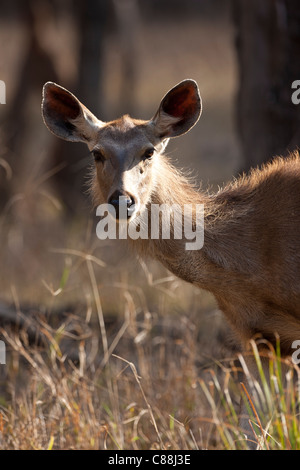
(233, 0, 300, 169)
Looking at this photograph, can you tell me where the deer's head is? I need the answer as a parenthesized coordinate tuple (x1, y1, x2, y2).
(41, 80, 201, 221)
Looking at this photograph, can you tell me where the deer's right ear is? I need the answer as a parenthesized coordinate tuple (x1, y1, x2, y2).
(41, 82, 102, 143)
(151, 79, 202, 139)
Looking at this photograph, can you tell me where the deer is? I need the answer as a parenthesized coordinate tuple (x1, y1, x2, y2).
(41, 79, 300, 448)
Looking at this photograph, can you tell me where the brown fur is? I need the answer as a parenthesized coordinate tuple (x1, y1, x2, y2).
(146, 152, 300, 354)
(91, 148, 300, 354)
(42, 80, 300, 357)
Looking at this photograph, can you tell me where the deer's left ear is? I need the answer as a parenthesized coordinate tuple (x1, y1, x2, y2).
(151, 79, 202, 138)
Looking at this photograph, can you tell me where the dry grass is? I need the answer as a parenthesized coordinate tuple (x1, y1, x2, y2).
(0, 238, 223, 450)
(0, 239, 299, 450)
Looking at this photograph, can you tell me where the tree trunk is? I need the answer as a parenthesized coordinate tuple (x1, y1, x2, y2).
(233, 0, 300, 170)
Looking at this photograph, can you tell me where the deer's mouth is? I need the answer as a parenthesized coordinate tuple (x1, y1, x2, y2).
(108, 191, 137, 221)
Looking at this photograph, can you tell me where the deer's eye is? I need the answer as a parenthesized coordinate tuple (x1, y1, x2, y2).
(142, 148, 155, 161)
(92, 149, 105, 163)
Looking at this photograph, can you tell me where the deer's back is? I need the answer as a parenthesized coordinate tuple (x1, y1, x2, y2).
(203, 153, 300, 352)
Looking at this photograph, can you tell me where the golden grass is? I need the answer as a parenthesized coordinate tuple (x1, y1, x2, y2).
(0, 235, 299, 450)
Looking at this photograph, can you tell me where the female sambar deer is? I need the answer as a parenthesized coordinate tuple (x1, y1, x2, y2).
(42, 79, 300, 445)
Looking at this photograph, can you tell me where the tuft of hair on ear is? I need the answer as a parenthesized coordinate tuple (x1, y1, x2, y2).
(152, 79, 202, 138)
(42, 82, 81, 123)
(42, 82, 89, 142)
(161, 80, 201, 120)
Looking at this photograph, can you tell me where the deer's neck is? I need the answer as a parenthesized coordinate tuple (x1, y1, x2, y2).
(130, 157, 214, 285)
(131, 157, 252, 292)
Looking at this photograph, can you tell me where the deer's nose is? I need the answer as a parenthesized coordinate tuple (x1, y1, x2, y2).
(108, 190, 136, 219)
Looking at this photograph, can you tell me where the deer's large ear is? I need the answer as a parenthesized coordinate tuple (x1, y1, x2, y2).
(42, 82, 103, 143)
(151, 80, 201, 138)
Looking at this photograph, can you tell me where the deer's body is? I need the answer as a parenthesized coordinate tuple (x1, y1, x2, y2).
(41, 80, 300, 446)
(91, 147, 300, 354)
(42, 80, 300, 446)
(41, 79, 300, 355)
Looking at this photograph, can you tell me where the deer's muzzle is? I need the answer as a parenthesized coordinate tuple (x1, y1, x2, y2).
(108, 190, 136, 220)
